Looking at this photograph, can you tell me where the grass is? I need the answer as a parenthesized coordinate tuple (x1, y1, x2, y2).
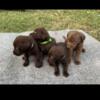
(0, 10, 100, 41)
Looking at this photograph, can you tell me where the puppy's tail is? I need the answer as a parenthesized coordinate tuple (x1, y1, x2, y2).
(63, 36, 66, 40)
(81, 34, 86, 42)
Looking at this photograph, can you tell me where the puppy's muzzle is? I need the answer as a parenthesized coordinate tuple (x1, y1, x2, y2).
(13, 50, 22, 56)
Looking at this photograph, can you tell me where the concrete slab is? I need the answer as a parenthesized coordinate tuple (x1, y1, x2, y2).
(0, 30, 100, 84)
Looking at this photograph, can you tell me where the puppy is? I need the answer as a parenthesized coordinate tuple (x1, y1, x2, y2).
(48, 42, 71, 77)
(30, 27, 49, 41)
(13, 35, 43, 67)
(30, 27, 56, 56)
(63, 31, 86, 65)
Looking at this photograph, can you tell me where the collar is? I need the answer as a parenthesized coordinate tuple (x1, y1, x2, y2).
(39, 37, 53, 45)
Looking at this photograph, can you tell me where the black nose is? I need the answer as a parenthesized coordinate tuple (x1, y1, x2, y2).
(13, 50, 21, 56)
(13, 50, 16, 55)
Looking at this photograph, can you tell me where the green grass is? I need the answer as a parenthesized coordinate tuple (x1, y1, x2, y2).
(0, 10, 100, 41)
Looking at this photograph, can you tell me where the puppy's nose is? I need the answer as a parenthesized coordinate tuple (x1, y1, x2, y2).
(13, 50, 16, 55)
(13, 50, 18, 55)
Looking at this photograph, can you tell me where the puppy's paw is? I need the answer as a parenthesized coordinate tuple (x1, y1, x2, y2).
(35, 62, 43, 68)
(74, 60, 81, 65)
(48, 63, 54, 67)
(63, 72, 69, 77)
(54, 71, 60, 76)
(23, 62, 29, 67)
(82, 48, 86, 53)
(49, 65, 54, 67)
(22, 56, 25, 60)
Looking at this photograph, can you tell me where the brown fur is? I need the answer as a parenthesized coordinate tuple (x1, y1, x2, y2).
(64, 31, 86, 65)
(48, 42, 71, 77)
(13, 35, 43, 67)
(30, 27, 56, 55)
(30, 27, 49, 41)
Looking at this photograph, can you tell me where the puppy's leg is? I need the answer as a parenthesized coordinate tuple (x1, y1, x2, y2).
(23, 53, 29, 67)
(35, 52, 43, 68)
(67, 48, 73, 64)
(74, 43, 83, 65)
(48, 57, 54, 67)
(54, 62, 60, 76)
(61, 60, 69, 77)
(47, 55, 60, 76)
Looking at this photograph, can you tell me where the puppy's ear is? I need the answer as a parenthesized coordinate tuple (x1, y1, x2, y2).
(80, 34, 85, 42)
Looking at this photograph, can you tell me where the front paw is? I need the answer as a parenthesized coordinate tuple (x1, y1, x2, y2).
(74, 60, 81, 65)
(54, 71, 60, 76)
(23, 61, 29, 67)
(63, 72, 69, 77)
(35, 62, 43, 68)
(48, 63, 54, 67)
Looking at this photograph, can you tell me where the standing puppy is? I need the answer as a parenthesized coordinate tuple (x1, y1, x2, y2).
(48, 43, 71, 77)
(13, 35, 43, 67)
(64, 31, 86, 65)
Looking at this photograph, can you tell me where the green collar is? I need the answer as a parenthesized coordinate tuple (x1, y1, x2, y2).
(40, 37, 53, 45)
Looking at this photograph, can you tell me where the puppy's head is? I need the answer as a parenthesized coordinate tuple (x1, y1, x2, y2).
(30, 27, 49, 41)
(13, 36, 32, 56)
(66, 31, 85, 49)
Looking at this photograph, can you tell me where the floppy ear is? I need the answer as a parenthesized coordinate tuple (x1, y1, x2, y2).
(81, 34, 85, 42)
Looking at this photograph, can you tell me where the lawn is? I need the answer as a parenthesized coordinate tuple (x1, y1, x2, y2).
(0, 10, 100, 41)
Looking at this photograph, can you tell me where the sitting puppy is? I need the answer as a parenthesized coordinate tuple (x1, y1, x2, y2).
(48, 42, 71, 77)
(63, 31, 86, 65)
(30, 27, 56, 56)
(13, 35, 43, 67)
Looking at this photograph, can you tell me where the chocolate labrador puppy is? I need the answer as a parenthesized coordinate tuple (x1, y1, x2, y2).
(63, 31, 86, 65)
(13, 35, 43, 67)
(48, 42, 71, 77)
(30, 27, 56, 57)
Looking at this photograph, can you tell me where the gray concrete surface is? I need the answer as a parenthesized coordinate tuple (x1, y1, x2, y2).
(0, 30, 100, 84)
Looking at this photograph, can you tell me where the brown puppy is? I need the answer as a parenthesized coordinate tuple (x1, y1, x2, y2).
(64, 31, 86, 65)
(13, 35, 43, 67)
(30, 27, 56, 56)
(48, 42, 71, 77)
